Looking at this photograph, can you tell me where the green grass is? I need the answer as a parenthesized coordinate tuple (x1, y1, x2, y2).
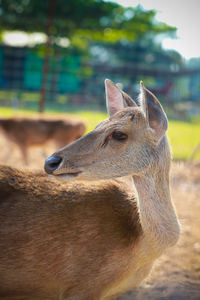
(0, 107, 200, 161)
(168, 121, 200, 161)
(71, 110, 108, 133)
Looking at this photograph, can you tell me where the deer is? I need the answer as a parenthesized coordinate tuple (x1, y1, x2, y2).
(0, 79, 180, 300)
(0, 117, 86, 164)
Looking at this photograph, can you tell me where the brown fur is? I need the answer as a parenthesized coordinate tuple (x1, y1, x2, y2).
(0, 117, 86, 164)
(0, 80, 180, 300)
(0, 165, 141, 300)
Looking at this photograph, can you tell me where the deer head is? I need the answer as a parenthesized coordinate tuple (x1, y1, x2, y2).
(44, 79, 169, 180)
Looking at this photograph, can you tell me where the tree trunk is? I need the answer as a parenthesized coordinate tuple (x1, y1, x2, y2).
(38, 0, 55, 113)
(49, 48, 61, 104)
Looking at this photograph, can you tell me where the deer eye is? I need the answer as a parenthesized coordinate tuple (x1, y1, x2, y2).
(112, 131, 128, 141)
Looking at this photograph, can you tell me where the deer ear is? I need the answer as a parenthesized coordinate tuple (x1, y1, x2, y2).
(105, 79, 124, 116)
(139, 81, 149, 122)
(105, 79, 137, 116)
(121, 90, 137, 108)
(139, 82, 168, 142)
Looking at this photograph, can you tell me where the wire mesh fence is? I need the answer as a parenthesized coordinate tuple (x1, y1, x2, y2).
(0, 44, 200, 118)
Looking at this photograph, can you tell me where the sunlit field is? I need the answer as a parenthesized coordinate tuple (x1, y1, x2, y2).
(0, 107, 200, 161)
(168, 120, 200, 161)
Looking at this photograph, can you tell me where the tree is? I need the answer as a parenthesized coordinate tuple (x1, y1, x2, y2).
(0, 0, 176, 111)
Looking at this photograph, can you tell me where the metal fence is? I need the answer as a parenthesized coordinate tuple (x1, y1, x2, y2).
(0, 44, 200, 117)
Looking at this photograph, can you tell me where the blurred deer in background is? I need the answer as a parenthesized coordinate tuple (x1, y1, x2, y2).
(0, 117, 86, 164)
(0, 80, 180, 300)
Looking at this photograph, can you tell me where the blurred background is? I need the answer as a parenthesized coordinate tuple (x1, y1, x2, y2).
(0, 1, 200, 299)
(0, 0, 200, 163)
(0, 0, 199, 152)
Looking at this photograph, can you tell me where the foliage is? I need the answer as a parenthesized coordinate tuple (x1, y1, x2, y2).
(90, 38, 183, 72)
(0, 0, 180, 112)
(0, 1, 176, 43)
(187, 57, 200, 68)
(73, 5, 176, 43)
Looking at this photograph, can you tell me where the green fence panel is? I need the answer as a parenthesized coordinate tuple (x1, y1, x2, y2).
(23, 51, 81, 92)
(0, 48, 4, 81)
(58, 73, 81, 93)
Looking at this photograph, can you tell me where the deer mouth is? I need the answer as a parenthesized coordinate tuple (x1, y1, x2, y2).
(54, 170, 82, 180)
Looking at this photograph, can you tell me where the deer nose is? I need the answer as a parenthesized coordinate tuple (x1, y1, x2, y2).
(44, 156, 62, 174)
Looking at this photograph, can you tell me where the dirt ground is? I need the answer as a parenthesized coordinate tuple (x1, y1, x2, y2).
(0, 137, 200, 300)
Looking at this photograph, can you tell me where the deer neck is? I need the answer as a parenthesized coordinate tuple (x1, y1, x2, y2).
(132, 161, 180, 255)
